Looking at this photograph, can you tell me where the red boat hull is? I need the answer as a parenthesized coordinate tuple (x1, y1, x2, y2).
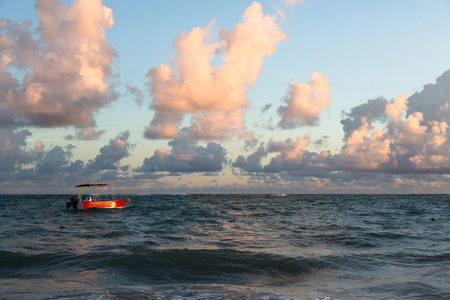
(82, 199, 129, 209)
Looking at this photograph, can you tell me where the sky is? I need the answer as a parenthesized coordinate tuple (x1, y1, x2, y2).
(1, 0, 450, 194)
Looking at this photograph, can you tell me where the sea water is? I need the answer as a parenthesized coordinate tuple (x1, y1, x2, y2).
(0, 194, 448, 300)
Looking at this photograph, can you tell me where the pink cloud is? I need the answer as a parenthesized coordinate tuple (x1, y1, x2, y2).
(267, 136, 309, 160)
(0, 0, 116, 138)
(409, 153, 450, 170)
(404, 118, 449, 170)
(146, 2, 286, 140)
(396, 112, 427, 144)
(335, 118, 391, 170)
(144, 112, 184, 139)
(336, 87, 450, 173)
(278, 72, 331, 128)
(188, 110, 245, 140)
(385, 94, 407, 123)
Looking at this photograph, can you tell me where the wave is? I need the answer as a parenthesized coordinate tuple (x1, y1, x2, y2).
(0, 249, 327, 285)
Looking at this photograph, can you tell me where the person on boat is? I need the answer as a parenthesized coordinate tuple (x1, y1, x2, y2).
(66, 195, 79, 209)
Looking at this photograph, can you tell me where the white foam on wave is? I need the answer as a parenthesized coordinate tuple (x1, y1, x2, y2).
(54, 286, 338, 300)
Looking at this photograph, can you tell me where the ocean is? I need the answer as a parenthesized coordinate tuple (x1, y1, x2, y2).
(0, 194, 448, 300)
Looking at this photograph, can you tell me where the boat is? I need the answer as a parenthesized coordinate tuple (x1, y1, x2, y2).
(66, 183, 130, 209)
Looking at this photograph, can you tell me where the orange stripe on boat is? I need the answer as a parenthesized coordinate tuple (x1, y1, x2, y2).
(82, 199, 128, 209)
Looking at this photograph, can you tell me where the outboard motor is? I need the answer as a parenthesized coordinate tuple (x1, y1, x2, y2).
(66, 196, 79, 209)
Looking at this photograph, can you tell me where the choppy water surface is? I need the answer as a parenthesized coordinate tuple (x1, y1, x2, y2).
(0, 194, 449, 299)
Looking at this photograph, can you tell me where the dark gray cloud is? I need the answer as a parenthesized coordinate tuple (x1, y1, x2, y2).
(407, 69, 450, 123)
(0, 130, 133, 186)
(313, 135, 329, 148)
(233, 139, 332, 174)
(261, 103, 272, 113)
(0, 129, 43, 172)
(35, 146, 83, 174)
(86, 131, 132, 171)
(136, 131, 227, 174)
(340, 97, 388, 139)
(232, 144, 266, 172)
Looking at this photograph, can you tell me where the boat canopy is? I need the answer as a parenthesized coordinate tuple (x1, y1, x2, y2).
(75, 183, 111, 188)
(75, 183, 117, 202)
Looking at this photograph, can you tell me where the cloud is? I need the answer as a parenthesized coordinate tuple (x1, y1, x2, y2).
(233, 143, 266, 172)
(0, 129, 134, 187)
(146, 2, 286, 140)
(284, 0, 305, 6)
(340, 97, 388, 139)
(334, 117, 391, 171)
(334, 70, 450, 174)
(234, 68, 450, 182)
(263, 137, 313, 173)
(188, 110, 245, 140)
(233, 135, 332, 174)
(390, 112, 450, 173)
(144, 112, 184, 139)
(261, 103, 272, 113)
(407, 69, 450, 123)
(35, 145, 80, 174)
(385, 94, 408, 123)
(86, 131, 132, 171)
(243, 131, 259, 150)
(0, 129, 44, 172)
(278, 72, 331, 128)
(267, 136, 309, 158)
(136, 130, 227, 174)
(75, 126, 106, 141)
(0, 135, 85, 184)
(126, 84, 145, 106)
(0, 0, 116, 138)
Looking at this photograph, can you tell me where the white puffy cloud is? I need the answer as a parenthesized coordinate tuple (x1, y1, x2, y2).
(146, 2, 286, 140)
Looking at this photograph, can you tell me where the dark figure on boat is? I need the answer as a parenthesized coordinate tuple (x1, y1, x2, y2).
(66, 196, 79, 209)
